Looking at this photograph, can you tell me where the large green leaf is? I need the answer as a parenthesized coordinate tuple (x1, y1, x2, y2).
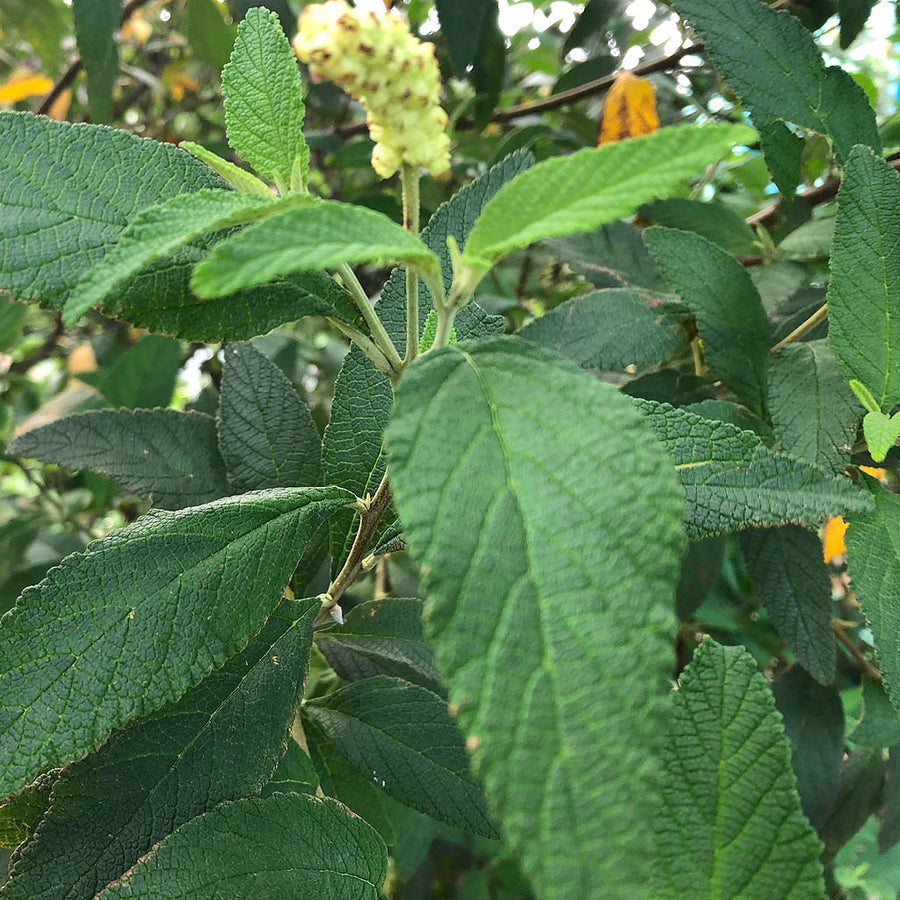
(436, 0, 494, 75)
(462, 123, 754, 266)
(0, 487, 352, 801)
(218, 342, 322, 491)
(191, 201, 439, 297)
(668, 0, 880, 163)
(1, 599, 317, 900)
(636, 399, 871, 539)
(769, 340, 863, 474)
(222, 8, 308, 191)
(72, 0, 118, 122)
(97, 794, 387, 898)
(829, 145, 900, 410)
(519, 288, 688, 371)
(305, 676, 495, 836)
(741, 525, 836, 685)
(852, 678, 900, 747)
(7, 409, 229, 511)
(639, 199, 757, 257)
(839, 0, 878, 48)
(386, 337, 686, 898)
(655, 640, 825, 898)
(847, 478, 900, 710)
(644, 227, 770, 415)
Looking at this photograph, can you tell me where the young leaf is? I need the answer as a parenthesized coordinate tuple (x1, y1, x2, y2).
(386, 337, 686, 899)
(668, 0, 880, 162)
(179, 141, 272, 197)
(741, 525, 837, 685)
(305, 676, 496, 837)
(190, 201, 439, 297)
(1, 600, 318, 900)
(636, 399, 872, 539)
(72, 0, 118, 122)
(830, 146, 900, 410)
(644, 227, 770, 415)
(97, 794, 387, 898)
(462, 123, 754, 267)
(7, 409, 230, 511)
(863, 410, 900, 462)
(655, 640, 825, 898)
(520, 287, 688, 371)
(218, 343, 322, 491)
(0, 486, 352, 801)
(222, 7, 309, 191)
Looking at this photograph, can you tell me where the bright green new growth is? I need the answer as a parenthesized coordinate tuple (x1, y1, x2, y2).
(862, 410, 900, 462)
(655, 640, 825, 898)
(179, 141, 273, 197)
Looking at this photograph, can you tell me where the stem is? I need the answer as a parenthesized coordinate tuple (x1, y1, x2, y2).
(401, 163, 421, 364)
(832, 619, 881, 681)
(433, 305, 457, 350)
(337, 263, 403, 377)
(328, 319, 396, 378)
(771, 303, 828, 353)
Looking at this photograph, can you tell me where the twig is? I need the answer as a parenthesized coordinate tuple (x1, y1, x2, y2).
(8, 313, 63, 375)
(770, 302, 828, 352)
(832, 619, 881, 681)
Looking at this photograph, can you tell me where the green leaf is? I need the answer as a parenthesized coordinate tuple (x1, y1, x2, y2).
(0, 113, 222, 311)
(179, 141, 272, 197)
(191, 201, 439, 297)
(436, 0, 493, 75)
(386, 337, 686, 898)
(72, 0, 118, 122)
(636, 398, 872, 539)
(218, 343, 322, 491)
(839, 0, 878, 48)
(0, 772, 55, 851)
(820, 747, 886, 857)
(639, 199, 758, 257)
(769, 341, 863, 474)
(0, 486, 352, 801)
(519, 287, 688, 371)
(851, 678, 900, 747)
(462, 123, 754, 266)
(655, 640, 825, 899)
(305, 676, 496, 837)
(1, 599, 318, 899)
(0, 298, 27, 352)
(668, 0, 880, 162)
(262, 738, 319, 798)
(847, 478, 900, 710)
(470, 2, 505, 130)
(7, 409, 229, 511)
(879, 745, 900, 853)
(97, 794, 387, 898)
(315, 598, 442, 693)
(185, 0, 237, 71)
(863, 410, 900, 462)
(222, 8, 308, 191)
(741, 525, 837, 684)
(62, 189, 278, 326)
(757, 119, 804, 198)
(644, 227, 770, 415)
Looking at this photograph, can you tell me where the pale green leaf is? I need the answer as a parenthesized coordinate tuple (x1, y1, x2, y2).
(97, 794, 387, 898)
(72, 0, 118, 122)
(386, 337, 686, 898)
(655, 640, 825, 899)
(0, 487, 352, 801)
(863, 410, 900, 462)
(179, 141, 272, 197)
(462, 123, 754, 265)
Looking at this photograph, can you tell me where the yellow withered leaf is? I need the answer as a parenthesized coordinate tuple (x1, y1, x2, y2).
(0, 72, 54, 105)
(599, 71, 659, 146)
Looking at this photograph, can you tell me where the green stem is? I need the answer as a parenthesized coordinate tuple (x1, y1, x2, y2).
(401, 163, 421, 364)
(337, 263, 403, 378)
(328, 319, 396, 379)
(433, 305, 457, 350)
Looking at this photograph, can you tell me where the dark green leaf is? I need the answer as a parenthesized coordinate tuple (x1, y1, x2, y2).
(757, 119, 804, 197)
(0, 772, 55, 851)
(639, 199, 758, 256)
(1, 600, 318, 900)
(0, 487, 352, 801)
(386, 337, 686, 898)
(687, 399, 772, 440)
(72, 0, 118, 122)
(820, 748, 886, 857)
(655, 640, 825, 898)
(562, 0, 621, 54)
(7, 409, 229, 511)
(879, 745, 900, 852)
(186, 0, 237, 71)
(436, 0, 493, 75)
(675, 536, 726, 621)
(262, 739, 319, 798)
(852, 678, 900, 747)
(471, 2, 505, 130)
(839, 0, 878, 48)
(0, 299, 27, 352)
(218, 343, 321, 491)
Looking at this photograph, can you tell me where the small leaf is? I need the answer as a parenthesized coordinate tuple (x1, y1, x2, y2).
(179, 141, 272, 197)
(655, 640, 825, 899)
(863, 410, 900, 462)
(598, 71, 659, 145)
(97, 794, 387, 898)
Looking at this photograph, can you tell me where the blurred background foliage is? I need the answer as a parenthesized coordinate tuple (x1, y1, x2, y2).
(2, 1, 900, 896)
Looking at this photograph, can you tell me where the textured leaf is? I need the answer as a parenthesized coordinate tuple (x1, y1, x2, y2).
(668, 0, 880, 162)
(769, 340, 862, 474)
(741, 525, 837, 684)
(636, 399, 872, 539)
(462, 123, 754, 265)
(519, 287, 688, 371)
(386, 337, 686, 898)
(640, 199, 757, 256)
(315, 598, 441, 692)
(262, 738, 319, 797)
(863, 409, 900, 462)
(7, 409, 229, 511)
(757, 119, 804, 198)
(0, 773, 55, 852)
(644, 227, 770, 415)
(436, 0, 493, 75)
(305, 676, 495, 836)
(847, 478, 900, 710)
(0, 486, 352, 801)
(1, 599, 318, 900)
(222, 8, 308, 190)
(72, 0, 118, 122)
(218, 343, 322, 491)
(851, 678, 900, 747)
(655, 640, 825, 899)
(97, 794, 387, 898)
(0, 113, 221, 309)
(191, 201, 438, 297)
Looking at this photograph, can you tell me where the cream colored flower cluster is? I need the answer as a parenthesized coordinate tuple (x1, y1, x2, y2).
(293, 0, 451, 178)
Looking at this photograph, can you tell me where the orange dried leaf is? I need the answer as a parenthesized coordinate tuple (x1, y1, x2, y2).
(859, 466, 887, 481)
(822, 516, 848, 564)
(0, 72, 54, 104)
(599, 71, 659, 146)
